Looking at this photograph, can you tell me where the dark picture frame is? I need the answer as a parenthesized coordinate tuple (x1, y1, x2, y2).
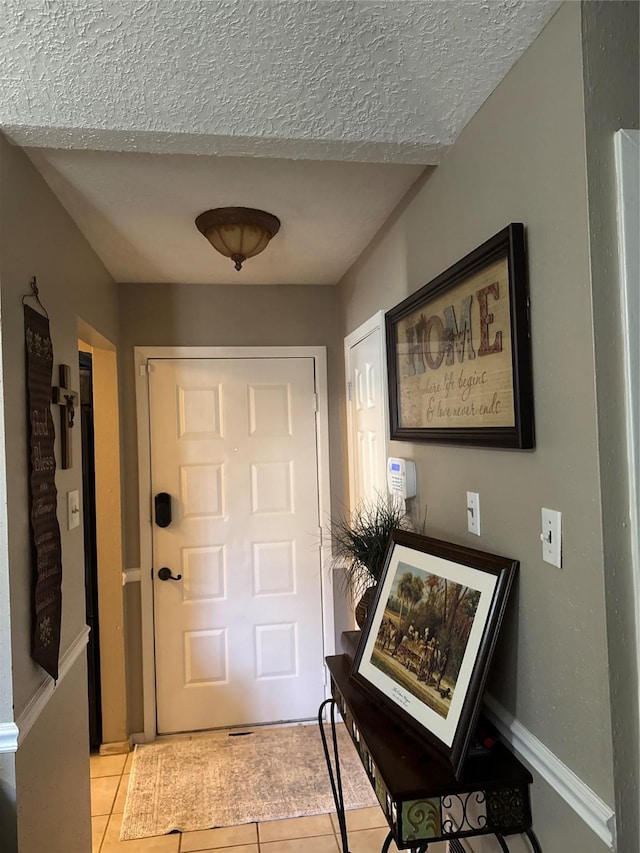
(351, 530, 517, 778)
(386, 223, 534, 448)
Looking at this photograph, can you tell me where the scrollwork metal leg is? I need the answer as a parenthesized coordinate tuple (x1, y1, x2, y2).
(380, 831, 428, 853)
(318, 698, 351, 853)
(495, 834, 512, 852)
(524, 828, 544, 853)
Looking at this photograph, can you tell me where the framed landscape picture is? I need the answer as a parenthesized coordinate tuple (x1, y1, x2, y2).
(351, 530, 517, 777)
(386, 223, 534, 448)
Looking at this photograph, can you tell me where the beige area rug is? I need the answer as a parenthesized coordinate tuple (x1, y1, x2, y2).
(120, 723, 378, 840)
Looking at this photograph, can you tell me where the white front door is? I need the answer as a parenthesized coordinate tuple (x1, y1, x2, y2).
(345, 316, 389, 510)
(148, 357, 325, 734)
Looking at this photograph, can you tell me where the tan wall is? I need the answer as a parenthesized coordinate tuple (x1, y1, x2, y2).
(339, 4, 616, 850)
(0, 314, 14, 726)
(117, 281, 344, 731)
(581, 2, 640, 848)
(0, 754, 17, 851)
(0, 134, 119, 851)
(15, 658, 91, 853)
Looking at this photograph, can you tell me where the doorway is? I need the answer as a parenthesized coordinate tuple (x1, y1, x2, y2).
(344, 311, 389, 512)
(79, 350, 102, 749)
(78, 326, 127, 751)
(136, 346, 334, 740)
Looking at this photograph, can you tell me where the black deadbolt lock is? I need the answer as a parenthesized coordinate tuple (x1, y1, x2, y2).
(155, 492, 172, 527)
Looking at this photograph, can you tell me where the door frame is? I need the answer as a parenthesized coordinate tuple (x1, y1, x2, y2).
(343, 310, 390, 513)
(135, 345, 334, 742)
(614, 129, 640, 766)
(78, 323, 128, 750)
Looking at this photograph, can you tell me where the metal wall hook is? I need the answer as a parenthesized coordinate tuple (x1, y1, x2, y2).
(22, 276, 50, 318)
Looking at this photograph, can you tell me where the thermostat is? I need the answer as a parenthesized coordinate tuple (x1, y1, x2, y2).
(387, 457, 417, 502)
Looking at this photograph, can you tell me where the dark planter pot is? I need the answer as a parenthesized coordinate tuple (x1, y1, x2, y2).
(355, 585, 377, 629)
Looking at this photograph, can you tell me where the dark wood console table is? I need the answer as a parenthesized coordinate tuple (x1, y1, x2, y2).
(319, 653, 542, 853)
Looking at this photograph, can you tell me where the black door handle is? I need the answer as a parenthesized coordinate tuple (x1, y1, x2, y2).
(157, 567, 182, 582)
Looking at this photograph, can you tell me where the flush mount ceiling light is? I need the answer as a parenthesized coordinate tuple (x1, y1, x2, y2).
(195, 207, 281, 271)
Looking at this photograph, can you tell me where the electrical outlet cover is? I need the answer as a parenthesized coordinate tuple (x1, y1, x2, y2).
(466, 491, 481, 535)
(541, 507, 562, 567)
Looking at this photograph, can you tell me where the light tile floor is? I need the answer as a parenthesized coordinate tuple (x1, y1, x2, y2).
(90, 752, 400, 853)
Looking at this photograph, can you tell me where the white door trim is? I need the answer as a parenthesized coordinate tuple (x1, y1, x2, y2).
(135, 345, 334, 742)
(344, 310, 389, 513)
(615, 129, 640, 783)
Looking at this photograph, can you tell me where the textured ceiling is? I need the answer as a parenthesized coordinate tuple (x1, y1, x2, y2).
(26, 148, 425, 285)
(0, 0, 560, 284)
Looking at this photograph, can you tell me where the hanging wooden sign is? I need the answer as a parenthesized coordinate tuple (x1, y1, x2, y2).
(24, 303, 62, 680)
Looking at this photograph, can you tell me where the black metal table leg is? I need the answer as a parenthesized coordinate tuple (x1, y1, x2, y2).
(495, 834, 511, 852)
(524, 828, 544, 853)
(319, 698, 351, 853)
(380, 830, 395, 853)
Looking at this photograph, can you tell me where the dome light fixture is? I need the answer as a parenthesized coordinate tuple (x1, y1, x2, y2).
(195, 207, 281, 271)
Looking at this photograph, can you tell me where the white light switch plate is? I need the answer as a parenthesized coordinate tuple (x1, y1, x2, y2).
(466, 491, 480, 535)
(541, 508, 562, 567)
(67, 490, 81, 530)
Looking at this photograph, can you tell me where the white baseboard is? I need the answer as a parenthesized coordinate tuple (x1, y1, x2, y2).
(0, 722, 19, 754)
(130, 731, 147, 745)
(99, 740, 130, 755)
(484, 694, 616, 850)
(15, 625, 90, 746)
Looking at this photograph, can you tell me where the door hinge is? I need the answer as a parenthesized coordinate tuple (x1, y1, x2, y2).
(347, 381, 352, 402)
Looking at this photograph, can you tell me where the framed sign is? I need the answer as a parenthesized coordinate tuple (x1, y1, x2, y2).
(352, 530, 517, 778)
(386, 224, 534, 448)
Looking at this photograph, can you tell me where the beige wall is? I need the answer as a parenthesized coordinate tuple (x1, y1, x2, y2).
(117, 281, 344, 731)
(0, 134, 120, 851)
(15, 659, 92, 853)
(339, 3, 622, 850)
(0, 288, 15, 851)
(0, 754, 17, 852)
(581, 2, 640, 847)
